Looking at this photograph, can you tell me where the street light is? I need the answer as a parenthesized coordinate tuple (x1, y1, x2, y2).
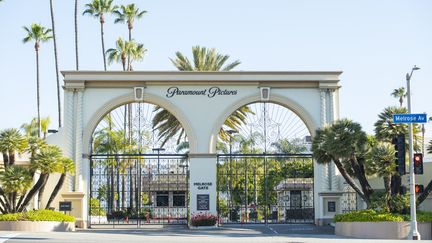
(406, 65, 421, 240)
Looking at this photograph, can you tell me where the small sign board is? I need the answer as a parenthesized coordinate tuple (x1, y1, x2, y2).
(197, 194, 209, 211)
(59, 201, 72, 212)
(393, 114, 427, 124)
(328, 201, 336, 212)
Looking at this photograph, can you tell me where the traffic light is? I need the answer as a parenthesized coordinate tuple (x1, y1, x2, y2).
(414, 153, 423, 174)
(392, 134, 406, 175)
(415, 184, 424, 194)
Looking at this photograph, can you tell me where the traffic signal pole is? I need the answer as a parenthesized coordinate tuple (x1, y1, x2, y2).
(406, 67, 420, 240)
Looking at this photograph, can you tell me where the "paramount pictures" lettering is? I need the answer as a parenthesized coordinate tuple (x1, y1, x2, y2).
(166, 86, 237, 98)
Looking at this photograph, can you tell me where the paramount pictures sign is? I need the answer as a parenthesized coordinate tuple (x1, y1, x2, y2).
(166, 86, 238, 98)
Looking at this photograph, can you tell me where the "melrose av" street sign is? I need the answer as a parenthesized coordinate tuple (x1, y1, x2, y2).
(393, 114, 427, 124)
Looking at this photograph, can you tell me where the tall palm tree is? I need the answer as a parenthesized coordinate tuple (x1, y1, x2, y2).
(391, 87, 406, 107)
(83, 0, 117, 71)
(75, 0, 79, 70)
(113, 3, 146, 41)
(153, 46, 248, 145)
(49, 0, 61, 128)
(45, 157, 75, 209)
(23, 24, 53, 138)
(113, 3, 146, 67)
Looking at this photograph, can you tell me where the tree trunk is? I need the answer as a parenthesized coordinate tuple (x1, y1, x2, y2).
(417, 179, 432, 206)
(333, 159, 369, 206)
(391, 174, 402, 195)
(111, 164, 115, 210)
(36, 48, 41, 138)
(17, 173, 49, 212)
(100, 15, 107, 71)
(127, 27, 132, 71)
(37, 174, 50, 209)
(383, 176, 391, 195)
(50, 0, 62, 128)
(8, 151, 15, 166)
(2, 152, 9, 168)
(350, 155, 373, 201)
(74, 0, 79, 70)
(45, 173, 66, 209)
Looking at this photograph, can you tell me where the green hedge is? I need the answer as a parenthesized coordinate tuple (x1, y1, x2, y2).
(334, 210, 432, 223)
(0, 210, 75, 222)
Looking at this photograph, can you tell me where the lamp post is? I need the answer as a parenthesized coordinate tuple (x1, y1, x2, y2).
(406, 65, 421, 240)
(227, 130, 238, 222)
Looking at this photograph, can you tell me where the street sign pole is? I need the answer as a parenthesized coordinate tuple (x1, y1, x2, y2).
(406, 67, 420, 240)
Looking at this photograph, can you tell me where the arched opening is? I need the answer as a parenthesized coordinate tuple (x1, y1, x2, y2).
(89, 102, 189, 226)
(216, 102, 314, 224)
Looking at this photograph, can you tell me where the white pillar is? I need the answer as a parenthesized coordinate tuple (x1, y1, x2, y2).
(189, 155, 217, 218)
(327, 89, 340, 191)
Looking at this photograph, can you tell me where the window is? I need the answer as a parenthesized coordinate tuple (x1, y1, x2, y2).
(173, 191, 186, 207)
(156, 191, 169, 207)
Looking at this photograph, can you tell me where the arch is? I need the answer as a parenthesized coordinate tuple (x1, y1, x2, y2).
(208, 93, 318, 153)
(82, 91, 198, 156)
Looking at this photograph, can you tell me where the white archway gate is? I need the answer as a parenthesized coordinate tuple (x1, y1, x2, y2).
(46, 71, 345, 227)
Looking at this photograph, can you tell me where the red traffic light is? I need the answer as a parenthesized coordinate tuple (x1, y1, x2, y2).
(415, 184, 424, 194)
(414, 153, 424, 174)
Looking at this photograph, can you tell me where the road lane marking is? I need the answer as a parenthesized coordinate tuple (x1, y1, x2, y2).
(0, 233, 20, 243)
(267, 226, 278, 234)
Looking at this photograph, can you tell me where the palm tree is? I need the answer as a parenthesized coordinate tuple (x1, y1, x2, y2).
(23, 24, 53, 138)
(271, 138, 308, 154)
(46, 157, 75, 209)
(18, 145, 62, 211)
(153, 46, 248, 145)
(129, 41, 146, 71)
(113, 3, 146, 67)
(312, 119, 373, 206)
(106, 37, 131, 71)
(0, 128, 27, 167)
(49, 0, 61, 128)
(75, 0, 79, 70)
(170, 46, 240, 71)
(113, 3, 146, 41)
(83, 0, 117, 71)
(366, 142, 396, 195)
(20, 117, 51, 139)
(391, 87, 406, 107)
(0, 166, 32, 212)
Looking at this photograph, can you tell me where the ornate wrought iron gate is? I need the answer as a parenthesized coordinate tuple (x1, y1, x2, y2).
(89, 154, 189, 227)
(217, 154, 315, 224)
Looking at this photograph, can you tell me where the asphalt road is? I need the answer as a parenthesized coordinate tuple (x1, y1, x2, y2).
(0, 224, 428, 243)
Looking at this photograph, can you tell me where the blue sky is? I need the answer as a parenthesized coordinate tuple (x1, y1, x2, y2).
(0, 0, 431, 138)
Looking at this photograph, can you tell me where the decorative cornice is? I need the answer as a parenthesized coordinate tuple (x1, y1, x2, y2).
(62, 71, 342, 89)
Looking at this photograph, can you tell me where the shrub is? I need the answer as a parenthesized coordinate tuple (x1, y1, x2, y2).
(334, 210, 406, 222)
(416, 211, 432, 222)
(190, 212, 217, 227)
(0, 210, 75, 222)
(335, 210, 432, 223)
